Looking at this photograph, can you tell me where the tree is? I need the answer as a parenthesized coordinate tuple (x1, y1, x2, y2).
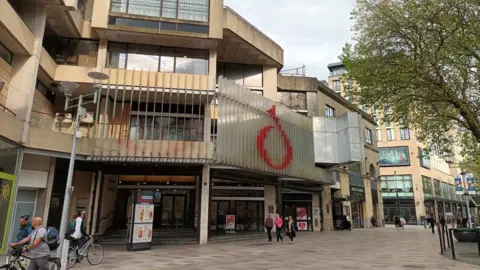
(341, 0, 480, 175)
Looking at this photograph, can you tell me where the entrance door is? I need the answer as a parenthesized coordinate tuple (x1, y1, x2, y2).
(351, 201, 363, 228)
(160, 195, 186, 228)
(9, 189, 37, 243)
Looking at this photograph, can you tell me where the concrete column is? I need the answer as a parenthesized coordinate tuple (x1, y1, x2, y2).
(199, 165, 210, 244)
(263, 65, 278, 101)
(321, 187, 333, 231)
(276, 184, 283, 216)
(362, 178, 373, 228)
(6, 4, 47, 144)
(194, 176, 200, 229)
(96, 39, 108, 69)
(311, 193, 321, 232)
(377, 188, 385, 227)
(264, 185, 276, 232)
(35, 157, 56, 222)
(90, 170, 102, 234)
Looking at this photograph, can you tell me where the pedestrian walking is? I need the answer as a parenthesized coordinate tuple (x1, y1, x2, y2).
(394, 216, 400, 229)
(370, 216, 376, 228)
(286, 216, 296, 244)
(265, 215, 274, 242)
(345, 215, 352, 231)
(274, 213, 283, 242)
(429, 215, 436, 234)
(399, 217, 406, 230)
(440, 215, 447, 232)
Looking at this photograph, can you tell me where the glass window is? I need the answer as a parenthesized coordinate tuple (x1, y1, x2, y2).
(332, 80, 341, 92)
(422, 176, 432, 195)
(400, 128, 410, 140)
(175, 48, 208, 75)
(325, 105, 335, 118)
(0, 42, 12, 64)
(127, 44, 159, 71)
(376, 129, 382, 142)
(160, 47, 175, 73)
(365, 128, 372, 144)
(128, 0, 161, 17)
(43, 37, 98, 67)
(434, 180, 441, 197)
(111, 0, 128, 12)
(243, 65, 263, 87)
(386, 129, 395, 141)
(224, 63, 244, 85)
(178, 0, 209, 22)
(108, 42, 127, 69)
(129, 115, 203, 141)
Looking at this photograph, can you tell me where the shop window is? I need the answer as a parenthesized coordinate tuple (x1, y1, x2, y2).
(380, 174, 413, 197)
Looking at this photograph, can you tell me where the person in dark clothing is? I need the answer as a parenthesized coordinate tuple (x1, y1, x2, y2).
(439, 216, 447, 232)
(16, 216, 33, 246)
(394, 216, 400, 229)
(264, 215, 274, 242)
(429, 216, 436, 234)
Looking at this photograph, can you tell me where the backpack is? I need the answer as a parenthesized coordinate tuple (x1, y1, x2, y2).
(67, 220, 75, 234)
(45, 227, 60, 251)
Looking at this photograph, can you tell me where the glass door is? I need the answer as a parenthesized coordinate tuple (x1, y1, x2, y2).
(161, 196, 173, 227)
(161, 195, 186, 228)
(9, 189, 36, 243)
(173, 196, 185, 227)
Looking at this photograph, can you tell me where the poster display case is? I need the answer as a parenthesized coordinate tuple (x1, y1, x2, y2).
(127, 191, 155, 251)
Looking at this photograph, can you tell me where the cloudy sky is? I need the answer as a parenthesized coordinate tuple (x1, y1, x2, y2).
(223, 0, 356, 80)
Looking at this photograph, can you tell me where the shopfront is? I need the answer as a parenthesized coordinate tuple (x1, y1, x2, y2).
(383, 199, 416, 224)
(349, 185, 365, 228)
(282, 192, 313, 232)
(424, 200, 435, 218)
(0, 138, 21, 253)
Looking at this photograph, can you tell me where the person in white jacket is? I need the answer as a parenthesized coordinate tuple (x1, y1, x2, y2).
(399, 217, 406, 230)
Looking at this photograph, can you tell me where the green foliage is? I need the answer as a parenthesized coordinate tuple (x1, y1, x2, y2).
(341, 0, 480, 171)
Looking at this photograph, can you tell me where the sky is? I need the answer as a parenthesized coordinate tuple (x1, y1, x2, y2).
(223, 0, 356, 80)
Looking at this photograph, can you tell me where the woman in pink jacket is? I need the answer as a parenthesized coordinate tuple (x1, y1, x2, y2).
(275, 214, 283, 242)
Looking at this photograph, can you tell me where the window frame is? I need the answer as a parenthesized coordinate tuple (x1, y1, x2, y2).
(106, 41, 209, 75)
(332, 80, 341, 92)
(386, 128, 395, 141)
(400, 128, 410, 140)
(0, 41, 13, 64)
(325, 104, 335, 118)
(365, 128, 372, 144)
(35, 80, 56, 106)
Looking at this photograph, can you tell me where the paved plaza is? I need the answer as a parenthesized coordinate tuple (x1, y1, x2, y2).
(68, 226, 479, 270)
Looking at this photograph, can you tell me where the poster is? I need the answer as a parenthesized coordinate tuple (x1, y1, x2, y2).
(454, 176, 463, 195)
(296, 222, 308, 231)
(296, 207, 307, 220)
(225, 215, 235, 230)
(132, 224, 153, 243)
(135, 204, 154, 223)
(378, 147, 410, 167)
(466, 174, 476, 195)
(137, 192, 154, 204)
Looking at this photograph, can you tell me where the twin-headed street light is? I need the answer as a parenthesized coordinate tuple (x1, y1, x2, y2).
(57, 71, 109, 260)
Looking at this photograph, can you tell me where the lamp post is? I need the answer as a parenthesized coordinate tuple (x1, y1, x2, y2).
(394, 171, 400, 217)
(460, 172, 473, 228)
(57, 72, 109, 259)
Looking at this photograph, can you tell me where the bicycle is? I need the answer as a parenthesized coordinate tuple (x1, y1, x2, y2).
(1, 247, 61, 270)
(66, 234, 104, 269)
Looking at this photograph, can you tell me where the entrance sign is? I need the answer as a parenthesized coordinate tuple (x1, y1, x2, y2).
(215, 77, 328, 183)
(466, 173, 476, 195)
(225, 215, 235, 230)
(454, 176, 463, 195)
(127, 191, 154, 251)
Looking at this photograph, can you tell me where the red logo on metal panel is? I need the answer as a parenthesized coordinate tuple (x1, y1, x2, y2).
(256, 105, 293, 169)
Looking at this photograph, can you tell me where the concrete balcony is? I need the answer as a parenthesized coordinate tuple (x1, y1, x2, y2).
(0, 0, 35, 56)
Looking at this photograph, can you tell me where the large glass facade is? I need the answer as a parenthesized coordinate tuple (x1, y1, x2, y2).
(383, 201, 417, 224)
(43, 37, 98, 67)
(422, 176, 433, 198)
(107, 42, 209, 75)
(111, 0, 209, 22)
(434, 179, 441, 198)
(442, 182, 449, 200)
(129, 115, 203, 141)
(216, 63, 263, 88)
(380, 175, 414, 198)
(0, 138, 20, 254)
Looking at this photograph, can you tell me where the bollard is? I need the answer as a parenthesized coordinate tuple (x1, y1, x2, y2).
(477, 230, 480, 259)
(61, 239, 70, 270)
(441, 225, 446, 251)
(448, 229, 456, 260)
(445, 225, 450, 249)
(437, 224, 443, 254)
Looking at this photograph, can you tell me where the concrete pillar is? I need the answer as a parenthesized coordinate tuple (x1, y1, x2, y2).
(96, 39, 108, 69)
(377, 188, 385, 227)
(194, 176, 200, 229)
(199, 165, 210, 244)
(434, 200, 439, 222)
(35, 157, 56, 222)
(264, 185, 276, 232)
(6, 4, 47, 144)
(276, 183, 283, 217)
(90, 170, 102, 234)
(262, 65, 278, 101)
(311, 193, 321, 232)
(321, 187, 333, 231)
(363, 178, 373, 228)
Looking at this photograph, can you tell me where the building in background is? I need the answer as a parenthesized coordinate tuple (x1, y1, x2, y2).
(0, 0, 383, 252)
(327, 62, 467, 225)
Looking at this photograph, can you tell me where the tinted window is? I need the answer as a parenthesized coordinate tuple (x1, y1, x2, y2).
(127, 44, 159, 71)
(0, 42, 12, 64)
(175, 48, 208, 75)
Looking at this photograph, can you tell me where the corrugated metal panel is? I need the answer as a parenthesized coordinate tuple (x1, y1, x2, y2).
(215, 77, 329, 184)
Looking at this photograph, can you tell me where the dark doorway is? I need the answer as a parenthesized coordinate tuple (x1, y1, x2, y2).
(159, 195, 186, 228)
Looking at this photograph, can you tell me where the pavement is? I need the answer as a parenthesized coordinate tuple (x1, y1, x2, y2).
(65, 225, 480, 270)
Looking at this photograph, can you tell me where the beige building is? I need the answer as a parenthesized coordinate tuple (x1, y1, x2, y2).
(327, 62, 468, 225)
(0, 0, 384, 253)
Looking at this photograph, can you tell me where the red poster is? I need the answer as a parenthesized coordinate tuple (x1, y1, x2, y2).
(296, 207, 307, 220)
(137, 192, 153, 204)
(225, 215, 235, 230)
(297, 221, 308, 231)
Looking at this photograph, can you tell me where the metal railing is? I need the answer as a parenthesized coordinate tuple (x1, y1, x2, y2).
(280, 65, 306, 77)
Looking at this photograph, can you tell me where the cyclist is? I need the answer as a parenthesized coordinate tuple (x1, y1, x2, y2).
(9, 217, 50, 270)
(70, 211, 88, 261)
(16, 216, 33, 246)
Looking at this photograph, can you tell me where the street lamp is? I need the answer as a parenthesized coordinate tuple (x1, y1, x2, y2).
(57, 72, 109, 259)
(394, 171, 400, 217)
(459, 172, 473, 228)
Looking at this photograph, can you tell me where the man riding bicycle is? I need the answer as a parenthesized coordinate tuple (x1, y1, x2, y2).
(9, 217, 50, 270)
(70, 211, 89, 261)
